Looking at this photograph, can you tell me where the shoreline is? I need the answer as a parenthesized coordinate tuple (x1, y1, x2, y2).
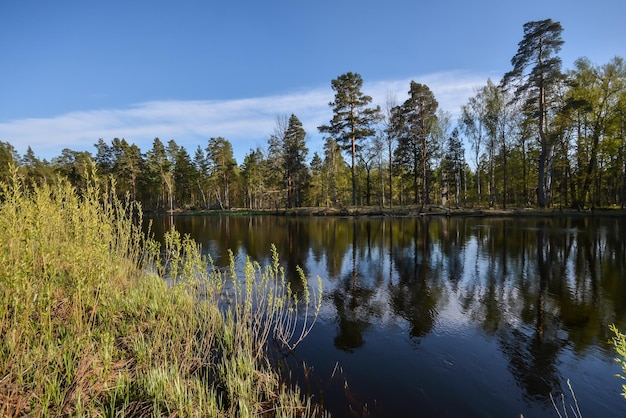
(148, 205, 626, 218)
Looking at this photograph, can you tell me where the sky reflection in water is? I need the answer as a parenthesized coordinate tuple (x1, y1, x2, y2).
(151, 215, 626, 418)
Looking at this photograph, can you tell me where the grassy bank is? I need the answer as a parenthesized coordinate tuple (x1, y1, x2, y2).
(0, 168, 323, 417)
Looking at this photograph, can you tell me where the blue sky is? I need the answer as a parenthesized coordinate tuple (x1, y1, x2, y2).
(1, 0, 625, 164)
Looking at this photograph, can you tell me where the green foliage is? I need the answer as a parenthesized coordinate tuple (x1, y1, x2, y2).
(319, 72, 381, 206)
(390, 81, 439, 205)
(6, 33, 626, 210)
(0, 166, 324, 417)
(241, 147, 268, 209)
(145, 137, 174, 211)
(502, 18, 564, 208)
(206, 137, 238, 209)
(610, 324, 626, 399)
(265, 114, 311, 209)
(562, 57, 626, 208)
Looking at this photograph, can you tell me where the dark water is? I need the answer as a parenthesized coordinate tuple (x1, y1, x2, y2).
(150, 214, 626, 417)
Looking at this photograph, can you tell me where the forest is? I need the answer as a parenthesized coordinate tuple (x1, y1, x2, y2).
(3, 19, 626, 212)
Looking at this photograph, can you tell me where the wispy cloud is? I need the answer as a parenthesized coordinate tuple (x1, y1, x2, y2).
(0, 71, 490, 163)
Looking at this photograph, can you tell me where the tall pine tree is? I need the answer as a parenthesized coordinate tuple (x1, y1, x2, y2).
(283, 114, 309, 208)
(502, 19, 564, 208)
(319, 72, 380, 206)
(391, 82, 438, 206)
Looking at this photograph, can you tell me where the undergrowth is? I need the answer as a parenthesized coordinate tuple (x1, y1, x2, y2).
(0, 165, 324, 417)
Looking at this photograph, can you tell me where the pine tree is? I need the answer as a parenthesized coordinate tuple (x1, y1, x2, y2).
(319, 72, 380, 206)
(503, 19, 564, 208)
(173, 146, 196, 207)
(52, 149, 93, 191)
(193, 145, 210, 209)
(391, 81, 438, 206)
(112, 139, 143, 202)
(283, 114, 309, 208)
(22, 146, 50, 185)
(267, 116, 288, 207)
(322, 137, 343, 206)
(145, 138, 173, 211)
(206, 137, 237, 209)
(443, 128, 465, 208)
(241, 147, 266, 209)
(309, 152, 324, 207)
(94, 138, 114, 176)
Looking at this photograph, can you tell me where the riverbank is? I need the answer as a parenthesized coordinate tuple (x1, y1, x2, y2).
(156, 205, 626, 218)
(0, 175, 323, 417)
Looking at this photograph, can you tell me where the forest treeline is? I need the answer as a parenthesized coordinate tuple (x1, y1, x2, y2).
(3, 19, 626, 211)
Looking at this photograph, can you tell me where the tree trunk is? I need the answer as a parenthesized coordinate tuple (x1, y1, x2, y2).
(422, 134, 429, 205)
(388, 142, 393, 209)
(351, 135, 357, 206)
(214, 188, 224, 210)
(197, 179, 208, 210)
(502, 141, 508, 210)
(537, 86, 548, 208)
(580, 133, 601, 208)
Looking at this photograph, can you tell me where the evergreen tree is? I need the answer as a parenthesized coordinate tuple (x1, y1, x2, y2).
(443, 128, 465, 208)
(391, 81, 439, 206)
(22, 146, 50, 185)
(0, 142, 19, 181)
(241, 147, 266, 209)
(145, 138, 174, 211)
(52, 149, 93, 191)
(266, 115, 288, 207)
(309, 152, 324, 207)
(322, 137, 342, 206)
(166, 140, 180, 165)
(94, 138, 114, 176)
(206, 137, 237, 209)
(193, 145, 211, 209)
(319, 72, 380, 206)
(283, 114, 309, 208)
(502, 19, 564, 208)
(173, 146, 196, 207)
(112, 139, 143, 202)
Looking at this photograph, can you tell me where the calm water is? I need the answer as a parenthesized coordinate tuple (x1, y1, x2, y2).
(150, 214, 626, 417)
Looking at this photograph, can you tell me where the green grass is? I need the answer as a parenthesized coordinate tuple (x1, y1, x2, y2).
(0, 165, 324, 417)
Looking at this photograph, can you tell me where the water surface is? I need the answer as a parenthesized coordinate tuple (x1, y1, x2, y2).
(150, 215, 626, 417)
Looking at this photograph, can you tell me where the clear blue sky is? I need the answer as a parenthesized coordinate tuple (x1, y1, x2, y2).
(1, 0, 625, 163)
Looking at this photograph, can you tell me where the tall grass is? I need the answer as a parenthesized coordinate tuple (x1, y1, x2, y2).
(0, 165, 324, 417)
(610, 324, 626, 399)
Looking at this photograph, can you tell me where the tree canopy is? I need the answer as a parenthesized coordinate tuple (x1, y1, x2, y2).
(3, 20, 626, 211)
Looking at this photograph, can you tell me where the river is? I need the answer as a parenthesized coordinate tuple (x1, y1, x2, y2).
(150, 214, 626, 417)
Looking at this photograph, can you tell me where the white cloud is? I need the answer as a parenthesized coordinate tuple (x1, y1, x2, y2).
(0, 71, 490, 163)
(367, 70, 495, 114)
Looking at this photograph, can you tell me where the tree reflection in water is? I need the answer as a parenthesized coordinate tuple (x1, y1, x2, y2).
(388, 218, 439, 339)
(149, 214, 626, 417)
(497, 220, 565, 401)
